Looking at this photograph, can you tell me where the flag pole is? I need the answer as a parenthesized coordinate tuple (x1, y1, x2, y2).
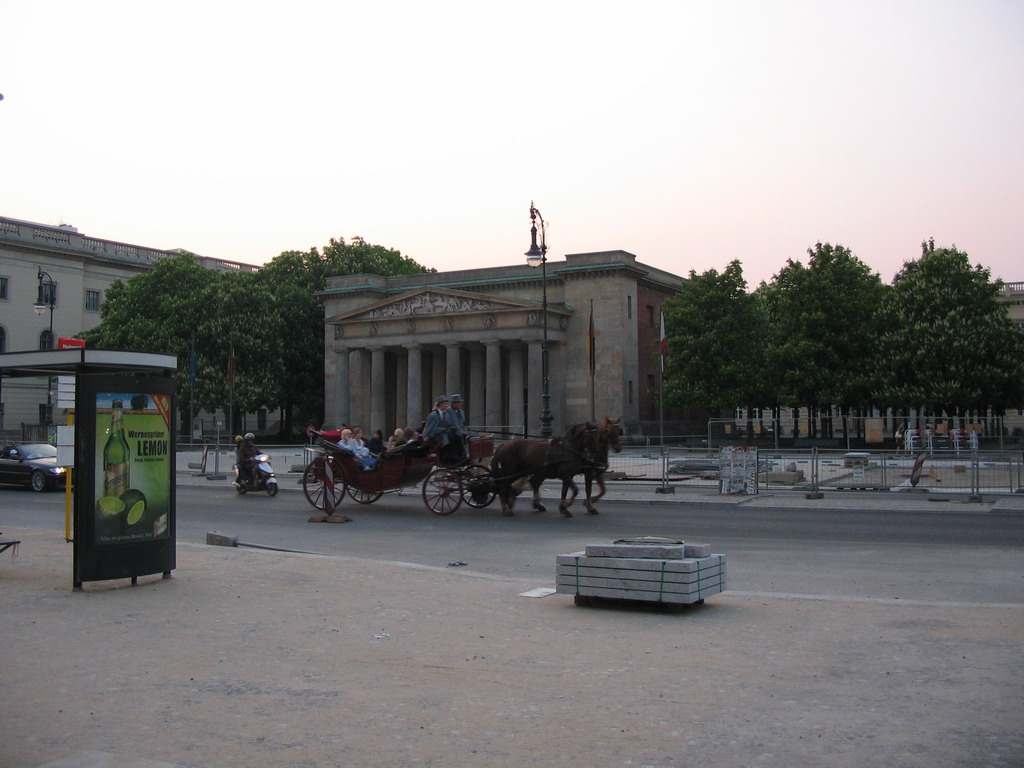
(588, 299, 596, 422)
(656, 308, 674, 494)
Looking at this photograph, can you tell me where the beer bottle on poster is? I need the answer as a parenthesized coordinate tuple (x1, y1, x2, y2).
(103, 399, 131, 497)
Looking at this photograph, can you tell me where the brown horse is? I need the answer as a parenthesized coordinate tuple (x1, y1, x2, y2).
(491, 418, 624, 517)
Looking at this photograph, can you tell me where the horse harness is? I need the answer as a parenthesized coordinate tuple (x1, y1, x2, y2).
(544, 424, 609, 473)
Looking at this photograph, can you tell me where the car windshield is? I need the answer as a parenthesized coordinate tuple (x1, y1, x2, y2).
(19, 444, 57, 460)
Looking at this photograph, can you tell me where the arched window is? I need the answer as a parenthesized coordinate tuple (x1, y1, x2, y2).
(39, 329, 54, 350)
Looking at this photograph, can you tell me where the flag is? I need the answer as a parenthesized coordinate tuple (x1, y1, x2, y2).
(659, 310, 667, 373)
(587, 300, 596, 378)
(227, 342, 235, 389)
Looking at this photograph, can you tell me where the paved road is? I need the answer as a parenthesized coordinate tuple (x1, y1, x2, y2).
(6, 478, 1023, 604)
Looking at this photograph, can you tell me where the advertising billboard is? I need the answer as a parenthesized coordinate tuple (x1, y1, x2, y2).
(93, 390, 173, 545)
(75, 373, 175, 585)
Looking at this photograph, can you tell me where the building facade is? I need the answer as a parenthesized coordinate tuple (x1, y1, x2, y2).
(321, 250, 684, 438)
(0, 215, 255, 434)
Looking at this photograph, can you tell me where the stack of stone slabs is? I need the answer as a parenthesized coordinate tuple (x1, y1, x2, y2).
(556, 539, 726, 605)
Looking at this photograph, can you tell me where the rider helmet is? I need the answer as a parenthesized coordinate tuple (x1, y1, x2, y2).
(244, 432, 255, 440)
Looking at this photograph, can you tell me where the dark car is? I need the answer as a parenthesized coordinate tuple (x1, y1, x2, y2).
(0, 443, 67, 492)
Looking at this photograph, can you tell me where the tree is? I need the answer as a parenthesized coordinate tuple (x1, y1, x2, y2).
(85, 238, 433, 437)
(759, 242, 886, 414)
(661, 260, 767, 411)
(256, 237, 433, 434)
(81, 253, 286, 426)
(876, 240, 1024, 414)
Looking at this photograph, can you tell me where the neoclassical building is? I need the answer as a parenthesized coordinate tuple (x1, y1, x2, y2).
(322, 250, 684, 438)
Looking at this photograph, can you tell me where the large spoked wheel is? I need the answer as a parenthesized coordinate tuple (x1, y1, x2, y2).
(347, 486, 383, 504)
(461, 464, 496, 509)
(423, 468, 462, 516)
(302, 456, 346, 513)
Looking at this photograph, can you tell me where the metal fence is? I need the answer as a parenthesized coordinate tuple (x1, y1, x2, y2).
(175, 440, 1024, 496)
(598, 446, 1024, 496)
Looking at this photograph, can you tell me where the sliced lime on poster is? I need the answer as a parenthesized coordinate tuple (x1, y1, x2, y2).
(97, 495, 126, 516)
(120, 489, 148, 525)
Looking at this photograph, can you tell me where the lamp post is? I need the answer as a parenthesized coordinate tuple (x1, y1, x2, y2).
(33, 268, 56, 424)
(525, 202, 553, 439)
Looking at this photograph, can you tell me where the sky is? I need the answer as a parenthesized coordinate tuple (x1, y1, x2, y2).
(2, 0, 1022, 288)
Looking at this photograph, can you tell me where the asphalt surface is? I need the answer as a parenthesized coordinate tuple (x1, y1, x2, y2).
(1, 475, 1022, 768)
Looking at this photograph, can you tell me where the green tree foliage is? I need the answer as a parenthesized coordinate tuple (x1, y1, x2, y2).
(759, 242, 886, 410)
(257, 238, 433, 434)
(81, 253, 285, 417)
(83, 238, 433, 436)
(661, 261, 767, 410)
(876, 240, 1024, 413)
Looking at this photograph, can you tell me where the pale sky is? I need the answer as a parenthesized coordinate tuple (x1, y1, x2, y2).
(2, 0, 1021, 288)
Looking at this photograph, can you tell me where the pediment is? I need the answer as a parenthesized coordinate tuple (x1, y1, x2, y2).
(331, 287, 538, 323)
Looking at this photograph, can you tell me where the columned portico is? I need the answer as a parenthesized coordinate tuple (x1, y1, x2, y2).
(321, 251, 684, 437)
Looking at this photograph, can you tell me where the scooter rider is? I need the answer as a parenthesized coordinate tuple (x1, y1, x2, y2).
(237, 432, 260, 486)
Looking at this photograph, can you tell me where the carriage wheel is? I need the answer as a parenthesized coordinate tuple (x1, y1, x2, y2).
(302, 456, 346, 513)
(348, 486, 383, 504)
(460, 464, 497, 509)
(422, 468, 462, 516)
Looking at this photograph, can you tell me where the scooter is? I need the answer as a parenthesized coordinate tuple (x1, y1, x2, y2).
(233, 454, 279, 496)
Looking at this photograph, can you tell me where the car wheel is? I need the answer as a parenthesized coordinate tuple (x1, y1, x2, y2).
(30, 470, 48, 492)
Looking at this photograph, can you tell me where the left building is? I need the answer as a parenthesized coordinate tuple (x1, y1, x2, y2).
(0, 215, 256, 436)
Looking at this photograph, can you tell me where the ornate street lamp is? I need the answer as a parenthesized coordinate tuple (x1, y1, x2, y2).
(33, 268, 56, 424)
(525, 202, 553, 439)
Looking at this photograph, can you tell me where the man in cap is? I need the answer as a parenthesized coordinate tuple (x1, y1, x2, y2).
(421, 395, 451, 448)
(448, 394, 469, 462)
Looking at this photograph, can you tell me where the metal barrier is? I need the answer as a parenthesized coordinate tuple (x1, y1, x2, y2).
(175, 442, 1024, 496)
(596, 446, 1024, 496)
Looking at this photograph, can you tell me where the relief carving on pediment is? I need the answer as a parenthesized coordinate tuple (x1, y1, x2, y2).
(369, 292, 496, 318)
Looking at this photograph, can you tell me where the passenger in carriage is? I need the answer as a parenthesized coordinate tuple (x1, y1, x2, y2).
(340, 428, 377, 470)
(386, 428, 406, 452)
(367, 428, 386, 458)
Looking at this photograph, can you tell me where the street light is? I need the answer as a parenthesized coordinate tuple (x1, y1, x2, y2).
(33, 268, 56, 424)
(525, 202, 553, 439)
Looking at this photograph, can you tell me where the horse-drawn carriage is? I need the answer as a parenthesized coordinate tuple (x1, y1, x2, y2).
(301, 428, 497, 516)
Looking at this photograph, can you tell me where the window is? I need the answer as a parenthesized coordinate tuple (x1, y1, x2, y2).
(0, 276, 9, 300)
(0, 326, 6, 353)
(39, 329, 54, 350)
(627, 295, 632, 319)
(85, 289, 101, 312)
(646, 305, 655, 327)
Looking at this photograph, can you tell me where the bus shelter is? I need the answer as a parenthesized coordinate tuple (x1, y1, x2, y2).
(0, 349, 177, 589)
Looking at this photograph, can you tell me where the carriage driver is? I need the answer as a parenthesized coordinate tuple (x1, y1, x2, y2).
(421, 395, 452, 448)
(448, 394, 469, 462)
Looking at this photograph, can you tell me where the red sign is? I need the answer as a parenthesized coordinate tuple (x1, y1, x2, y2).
(58, 337, 86, 349)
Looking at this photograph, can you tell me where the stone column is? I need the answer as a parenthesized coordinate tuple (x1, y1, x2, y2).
(445, 343, 461, 396)
(396, 351, 408, 430)
(430, 349, 445, 403)
(528, 340, 544, 436)
(468, 346, 485, 431)
(349, 349, 368, 428)
(334, 347, 349, 428)
(507, 347, 525, 436)
(369, 346, 385, 433)
(406, 344, 422, 429)
(485, 342, 502, 431)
